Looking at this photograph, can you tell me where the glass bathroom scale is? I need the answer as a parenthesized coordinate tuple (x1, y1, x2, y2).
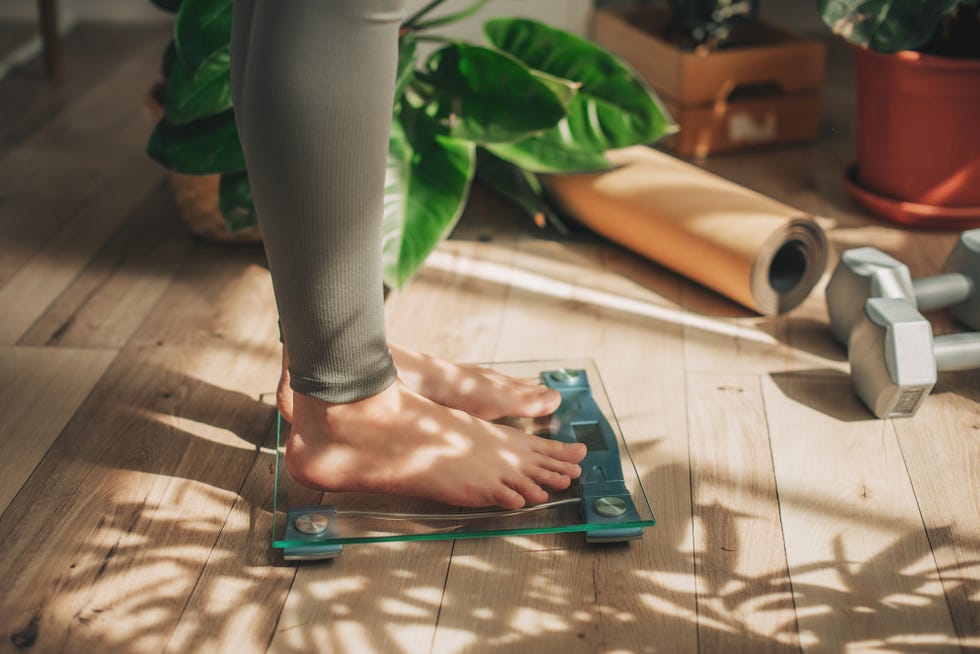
(272, 358, 655, 560)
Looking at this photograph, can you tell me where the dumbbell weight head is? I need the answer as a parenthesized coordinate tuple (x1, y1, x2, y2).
(848, 298, 937, 419)
(826, 248, 915, 345)
(827, 229, 980, 345)
(944, 229, 980, 330)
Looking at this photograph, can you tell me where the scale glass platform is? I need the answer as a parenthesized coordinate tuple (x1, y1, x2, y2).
(272, 359, 654, 560)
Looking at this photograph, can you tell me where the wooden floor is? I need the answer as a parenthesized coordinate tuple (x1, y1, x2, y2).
(1, 20, 978, 654)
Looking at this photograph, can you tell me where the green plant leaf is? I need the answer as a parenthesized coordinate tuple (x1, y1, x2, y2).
(147, 110, 244, 174)
(218, 171, 257, 232)
(484, 130, 612, 173)
(424, 43, 568, 143)
(817, 0, 960, 53)
(484, 18, 675, 153)
(383, 103, 475, 288)
(165, 47, 232, 125)
(475, 148, 571, 234)
(175, 0, 232, 74)
(530, 69, 579, 110)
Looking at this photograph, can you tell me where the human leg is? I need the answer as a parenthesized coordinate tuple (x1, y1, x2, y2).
(232, 0, 584, 508)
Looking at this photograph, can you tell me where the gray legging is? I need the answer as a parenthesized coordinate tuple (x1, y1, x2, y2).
(230, 0, 406, 402)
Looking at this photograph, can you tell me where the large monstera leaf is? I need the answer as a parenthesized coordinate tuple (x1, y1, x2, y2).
(424, 43, 569, 143)
(482, 18, 675, 172)
(818, 0, 963, 53)
(383, 103, 476, 288)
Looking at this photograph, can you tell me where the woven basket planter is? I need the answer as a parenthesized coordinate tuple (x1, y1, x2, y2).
(166, 171, 262, 243)
(146, 81, 262, 244)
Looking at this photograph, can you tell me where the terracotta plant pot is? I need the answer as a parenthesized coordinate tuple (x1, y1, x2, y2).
(846, 46, 980, 228)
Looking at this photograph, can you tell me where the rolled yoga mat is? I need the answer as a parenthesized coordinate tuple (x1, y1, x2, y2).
(543, 146, 828, 315)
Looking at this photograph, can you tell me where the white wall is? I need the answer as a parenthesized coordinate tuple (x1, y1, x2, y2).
(405, 0, 592, 38)
(0, 0, 591, 31)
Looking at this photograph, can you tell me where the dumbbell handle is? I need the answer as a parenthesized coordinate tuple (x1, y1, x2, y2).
(934, 333, 980, 372)
(913, 274, 974, 311)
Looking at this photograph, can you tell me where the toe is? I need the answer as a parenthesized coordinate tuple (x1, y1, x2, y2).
(510, 477, 549, 505)
(518, 388, 562, 418)
(505, 387, 561, 419)
(534, 437, 587, 463)
(530, 467, 572, 491)
(538, 455, 582, 479)
(493, 486, 526, 510)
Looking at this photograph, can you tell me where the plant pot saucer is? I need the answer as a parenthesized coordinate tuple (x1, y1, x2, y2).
(844, 165, 980, 230)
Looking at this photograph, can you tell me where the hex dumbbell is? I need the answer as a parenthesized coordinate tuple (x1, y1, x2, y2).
(849, 297, 980, 418)
(826, 229, 980, 345)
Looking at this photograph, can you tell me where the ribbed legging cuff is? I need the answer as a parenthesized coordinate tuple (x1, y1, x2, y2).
(289, 359, 397, 404)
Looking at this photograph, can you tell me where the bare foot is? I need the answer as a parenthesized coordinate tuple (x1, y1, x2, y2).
(389, 345, 561, 421)
(276, 344, 561, 423)
(285, 380, 586, 508)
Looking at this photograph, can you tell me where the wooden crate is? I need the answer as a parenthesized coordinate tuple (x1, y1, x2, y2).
(591, 7, 826, 157)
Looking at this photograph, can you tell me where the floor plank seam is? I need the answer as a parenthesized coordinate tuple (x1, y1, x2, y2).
(681, 368, 701, 653)
(891, 420, 967, 651)
(758, 375, 804, 654)
(428, 539, 456, 654)
(164, 450, 266, 651)
(264, 566, 300, 654)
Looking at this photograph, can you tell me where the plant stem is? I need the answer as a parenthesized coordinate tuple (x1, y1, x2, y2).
(403, 0, 451, 28)
(413, 0, 492, 30)
(414, 34, 452, 43)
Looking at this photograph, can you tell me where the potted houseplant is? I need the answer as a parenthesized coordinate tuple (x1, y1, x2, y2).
(655, 0, 759, 49)
(819, 0, 980, 228)
(144, 0, 674, 287)
(591, 1, 825, 157)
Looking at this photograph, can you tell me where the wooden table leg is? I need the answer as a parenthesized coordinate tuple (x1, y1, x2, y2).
(38, 0, 61, 78)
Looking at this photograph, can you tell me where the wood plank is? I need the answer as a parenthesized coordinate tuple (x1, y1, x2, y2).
(19, 181, 196, 348)
(0, 146, 164, 345)
(0, 345, 116, 513)
(686, 372, 799, 652)
(430, 239, 699, 652)
(892, 374, 980, 650)
(0, 244, 282, 652)
(163, 416, 320, 654)
(761, 373, 960, 652)
(434, 547, 668, 653)
(269, 544, 454, 654)
(0, 29, 168, 291)
(0, 24, 170, 150)
(0, 21, 172, 150)
(385, 239, 514, 364)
